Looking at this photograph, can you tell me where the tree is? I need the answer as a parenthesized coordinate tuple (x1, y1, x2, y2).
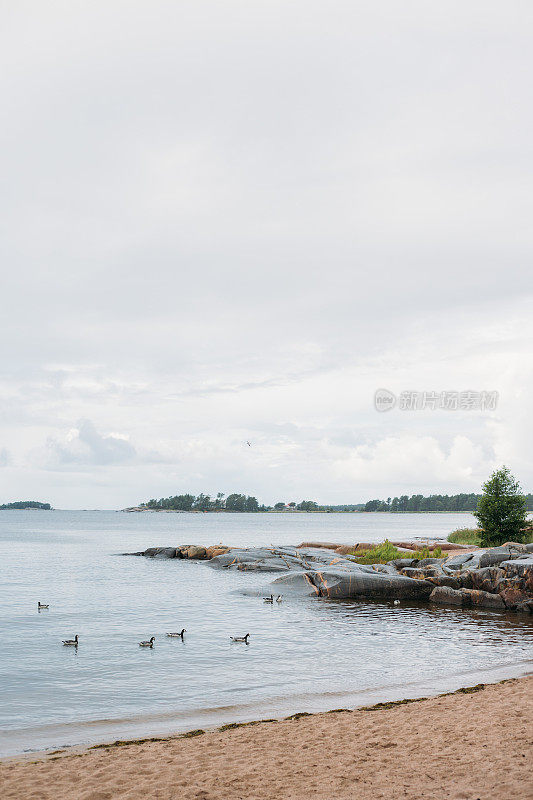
(274, 502, 285, 510)
(474, 466, 528, 546)
(297, 500, 319, 511)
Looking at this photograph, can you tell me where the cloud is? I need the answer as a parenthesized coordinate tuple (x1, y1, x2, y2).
(0, 448, 12, 467)
(0, 1, 531, 506)
(44, 419, 136, 468)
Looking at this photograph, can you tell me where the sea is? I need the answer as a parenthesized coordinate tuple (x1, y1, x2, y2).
(0, 510, 531, 757)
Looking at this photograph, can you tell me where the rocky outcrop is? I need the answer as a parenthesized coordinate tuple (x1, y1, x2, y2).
(124, 541, 533, 612)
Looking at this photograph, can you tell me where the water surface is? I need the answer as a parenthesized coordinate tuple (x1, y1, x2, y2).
(0, 510, 531, 756)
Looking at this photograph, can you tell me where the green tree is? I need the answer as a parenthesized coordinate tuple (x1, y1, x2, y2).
(474, 466, 528, 546)
(274, 502, 285, 510)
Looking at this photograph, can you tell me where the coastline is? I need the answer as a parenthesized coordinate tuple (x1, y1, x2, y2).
(2, 675, 531, 799)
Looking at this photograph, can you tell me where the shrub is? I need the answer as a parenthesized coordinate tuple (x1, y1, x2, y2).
(348, 539, 443, 565)
(447, 528, 482, 545)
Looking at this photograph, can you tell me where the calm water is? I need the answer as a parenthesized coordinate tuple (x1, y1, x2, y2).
(0, 510, 531, 757)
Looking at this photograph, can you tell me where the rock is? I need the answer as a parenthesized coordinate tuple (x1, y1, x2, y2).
(444, 553, 476, 570)
(272, 569, 433, 601)
(143, 547, 177, 558)
(389, 558, 418, 569)
(467, 567, 505, 593)
(205, 545, 230, 559)
(186, 546, 207, 559)
(516, 599, 533, 613)
(429, 586, 505, 609)
(459, 588, 505, 609)
(426, 575, 462, 589)
(417, 558, 446, 567)
(478, 547, 523, 568)
(499, 557, 533, 577)
(400, 567, 439, 580)
(498, 586, 532, 609)
(430, 586, 464, 605)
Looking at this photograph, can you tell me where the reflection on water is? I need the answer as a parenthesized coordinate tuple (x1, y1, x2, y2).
(0, 510, 531, 756)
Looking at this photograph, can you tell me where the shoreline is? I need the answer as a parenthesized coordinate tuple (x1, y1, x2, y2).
(2, 675, 531, 799)
(3, 666, 531, 763)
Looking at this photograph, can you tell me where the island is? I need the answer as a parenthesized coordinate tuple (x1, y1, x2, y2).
(0, 501, 52, 510)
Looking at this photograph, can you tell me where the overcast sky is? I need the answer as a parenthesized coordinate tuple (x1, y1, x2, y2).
(1, 1, 532, 508)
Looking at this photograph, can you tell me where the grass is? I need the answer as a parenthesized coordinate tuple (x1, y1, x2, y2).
(447, 527, 533, 546)
(447, 528, 482, 545)
(347, 539, 443, 564)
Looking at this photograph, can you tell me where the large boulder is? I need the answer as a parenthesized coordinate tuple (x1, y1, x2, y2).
(460, 588, 505, 609)
(272, 568, 433, 601)
(186, 545, 207, 559)
(430, 586, 464, 605)
(499, 586, 532, 609)
(430, 585, 505, 609)
(143, 547, 178, 558)
(478, 546, 523, 568)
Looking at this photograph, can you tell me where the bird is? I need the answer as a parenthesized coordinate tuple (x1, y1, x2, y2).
(276, 595, 283, 603)
(230, 633, 250, 643)
(246, 441, 251, 447)
(393, 599, 400, 605)
(139, 637, 155, 648)
(166, 629, 186, 639)
(38, 602, 49, 610)
(263, 595, 274, 604)
(62, 635, 78, 646)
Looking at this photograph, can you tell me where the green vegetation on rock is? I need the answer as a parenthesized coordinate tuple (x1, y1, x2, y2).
(347, 539, 443, 564)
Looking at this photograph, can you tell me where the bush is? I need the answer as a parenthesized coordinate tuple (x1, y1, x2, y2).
(348, 539, 443, 565)
(447, 528, 482, 545)
(474, 467, 528, 546)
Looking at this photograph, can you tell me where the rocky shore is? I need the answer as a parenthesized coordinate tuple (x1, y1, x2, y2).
(126, 540, 533, 612)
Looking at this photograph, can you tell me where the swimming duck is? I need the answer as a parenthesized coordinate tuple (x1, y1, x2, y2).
(276, 595, 283, 603)
(62, 635, 78, 646)
(166, 629, 186, 638)
(139, 636, 155, 648)
(263, 595, 274, 604)
(393, 599, 400, 605)
(230, 633, 250, 643)
(38, 602, 49, 610)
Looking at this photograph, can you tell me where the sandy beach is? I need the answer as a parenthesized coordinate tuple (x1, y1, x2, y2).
(2, 676, 531, 800)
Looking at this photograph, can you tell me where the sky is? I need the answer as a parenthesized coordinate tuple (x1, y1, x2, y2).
(1, 1, 532, 509)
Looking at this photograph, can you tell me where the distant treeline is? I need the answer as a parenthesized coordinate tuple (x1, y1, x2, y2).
(362, 493, 533, 512)
(0, 501, 52, 510)
(143, 493, 265, 512)
(142, 495, 365, 513)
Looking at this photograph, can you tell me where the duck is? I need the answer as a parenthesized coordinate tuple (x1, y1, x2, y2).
(62, 635, 78, 646)
(230, 633, 250, 643)
(276, 595, 283, 603)
(166, 629, 186, 639)
(38, 602, 49, 610)
(393, 599, 400, 605)
(139, 637, 155, 648)
(263, 595, 274, 604)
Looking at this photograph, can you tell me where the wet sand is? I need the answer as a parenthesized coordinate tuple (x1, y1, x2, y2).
(1, 675, 531, 800)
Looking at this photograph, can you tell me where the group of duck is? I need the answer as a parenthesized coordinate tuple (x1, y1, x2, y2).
(38, 594, 283, 649)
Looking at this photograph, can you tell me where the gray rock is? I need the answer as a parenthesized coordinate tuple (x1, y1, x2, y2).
(389, 558, 418, 569)
(271, 569, 433, 601)
(478, 548, 522, 568)
(499, 557, 533, 577)
(430, 586, 464, 605)
(444, 553, 475, 570)
(144, 547, 178, 558)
